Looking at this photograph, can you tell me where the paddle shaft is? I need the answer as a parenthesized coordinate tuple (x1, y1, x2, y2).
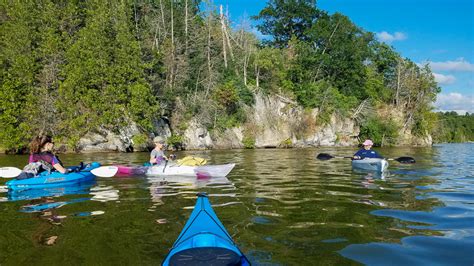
(316, 153, 415, 164)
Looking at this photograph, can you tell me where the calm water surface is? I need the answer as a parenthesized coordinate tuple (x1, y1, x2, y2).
(0, 144, 473, 265)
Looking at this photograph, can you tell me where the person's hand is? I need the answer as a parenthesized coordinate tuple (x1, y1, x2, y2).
(353, 155, 361, 160)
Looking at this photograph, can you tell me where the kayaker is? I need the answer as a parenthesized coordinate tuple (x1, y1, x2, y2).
(353, 139, 383, 160)
(20, 135, 68, 178)
(150, 136, 170, 165)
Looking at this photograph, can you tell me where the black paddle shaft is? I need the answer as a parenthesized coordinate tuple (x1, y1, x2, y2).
(317, 153, 416, 164)
(316, 153, 352, 160)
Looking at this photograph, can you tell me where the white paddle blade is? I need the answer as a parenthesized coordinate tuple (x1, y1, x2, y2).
(91, 166, 119, 178)
(0, 167, 22, 178)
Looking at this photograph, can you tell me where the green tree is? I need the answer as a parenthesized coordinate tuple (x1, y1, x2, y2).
(0, 1, 39, 150)
(253, 0, 321, 48)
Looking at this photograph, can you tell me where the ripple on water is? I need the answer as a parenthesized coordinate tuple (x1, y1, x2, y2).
(339, 235, 474, 265)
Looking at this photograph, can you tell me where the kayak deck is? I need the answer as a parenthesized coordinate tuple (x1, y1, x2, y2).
(146, 163, 235, 177)
(351, 158, 389, 172)
(162, 193, 250, 266)
(6, 162, 100, 191)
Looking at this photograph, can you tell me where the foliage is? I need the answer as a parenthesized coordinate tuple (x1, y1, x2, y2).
(253, 0, 321, 48)
(132, 134, 148, 146)
(295, 80, 358, 116)
(242, 136, 256, 149)
(167, 134, 184, 148)
(280, 138, 292, 148)
(0, 0, 451, 152)
(432, 112, 474, 143)
(359, 116, 400, 146)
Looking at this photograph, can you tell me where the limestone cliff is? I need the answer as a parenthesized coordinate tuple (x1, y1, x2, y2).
(75, 93, 431, 152)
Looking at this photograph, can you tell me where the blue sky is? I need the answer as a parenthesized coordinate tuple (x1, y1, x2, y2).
(211, 0, 474, 114)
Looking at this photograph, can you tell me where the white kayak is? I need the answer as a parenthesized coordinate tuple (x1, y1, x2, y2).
(351, 158, 389, 173)
(146, 163, 235, 177)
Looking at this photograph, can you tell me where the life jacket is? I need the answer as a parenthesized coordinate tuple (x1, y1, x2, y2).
(24, 152, 56, 175)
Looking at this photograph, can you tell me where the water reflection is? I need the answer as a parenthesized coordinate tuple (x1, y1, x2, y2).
(0, 145, 473, 265)
(7, 181, 96, 201)
(339, 144, 474, 265)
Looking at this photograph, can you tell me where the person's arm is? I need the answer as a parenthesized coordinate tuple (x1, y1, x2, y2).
(353, 150, 363, 159)
(53, 163, 68, 174)
(52, 156, 68, 174)
(150, 150, 158, 164)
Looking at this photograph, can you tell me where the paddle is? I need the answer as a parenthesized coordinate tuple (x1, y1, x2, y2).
(316, 153, 416, 164)
(316, 153, 352, 160)
(90, 166, 119, 178)
(386, 156, 416, 164)
(0, 167, 22, 178)
(162, 160, 168, 173)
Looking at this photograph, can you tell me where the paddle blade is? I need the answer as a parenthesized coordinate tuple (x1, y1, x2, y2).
(395, 157, 416, 164)
(0, 167, 22, 178)
(316, 153, 334, 160)
(91, 166, 119, 177)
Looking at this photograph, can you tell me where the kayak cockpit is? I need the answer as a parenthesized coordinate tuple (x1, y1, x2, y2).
(169, 246, 248, 266)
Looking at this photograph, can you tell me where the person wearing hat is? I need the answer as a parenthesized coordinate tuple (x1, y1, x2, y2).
(150, 136, 169, 165)
(353, 139, 383, 160)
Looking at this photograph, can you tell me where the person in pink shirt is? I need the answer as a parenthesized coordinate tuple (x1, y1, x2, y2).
(28, 135, 68, 174)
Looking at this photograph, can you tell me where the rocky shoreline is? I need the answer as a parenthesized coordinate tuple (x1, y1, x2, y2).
(70, 94, 431, 153)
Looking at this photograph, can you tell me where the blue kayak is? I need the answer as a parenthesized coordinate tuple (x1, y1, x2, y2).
(8, 180, 95, 201)
(162, 193, 250, 266)
(6, 162, 100, 191)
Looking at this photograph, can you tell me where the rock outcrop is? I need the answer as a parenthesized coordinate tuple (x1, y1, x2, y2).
(73, 93, 431, 152)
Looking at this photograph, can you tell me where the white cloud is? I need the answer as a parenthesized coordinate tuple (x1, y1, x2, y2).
(427, 58, 474, 72)
(376, 31, 407, 43)
(435, 92, 474, 114)
(433, 73, 456, 85)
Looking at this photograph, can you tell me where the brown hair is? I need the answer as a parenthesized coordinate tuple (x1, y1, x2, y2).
(29, 135, 53, 154)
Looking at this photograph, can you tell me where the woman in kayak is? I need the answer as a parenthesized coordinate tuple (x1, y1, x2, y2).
(150, 136, 170, 165)
(28, 135, 68, 174)
(353, 139, 383, 160)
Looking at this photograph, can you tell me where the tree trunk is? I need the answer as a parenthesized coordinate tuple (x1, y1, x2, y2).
(185, 0, 188, 54)
(255, 63, 260, 88)
(224, 6, 234, 60)
(220, 5, 227, 68)
(170, 0, 175, 90)
(396, 59, 401, 107)
(206, 8, 212, 96)
(159, 0, 167, 36)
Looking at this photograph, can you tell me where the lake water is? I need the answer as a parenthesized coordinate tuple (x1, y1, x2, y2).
(0, 144, 473, 265)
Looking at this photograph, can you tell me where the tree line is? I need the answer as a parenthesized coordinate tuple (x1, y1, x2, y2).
(0, 0, 461, 152)
(432, 112, 474, 143)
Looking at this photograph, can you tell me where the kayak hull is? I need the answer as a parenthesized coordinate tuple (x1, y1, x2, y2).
(146, 163, 235, 177)
(116, 165, 148, 175)
(351, 158, 388, 172)
(6, 162, 101, 191)
(162, 193, 249, 266)
(8, 180, 95, 201)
